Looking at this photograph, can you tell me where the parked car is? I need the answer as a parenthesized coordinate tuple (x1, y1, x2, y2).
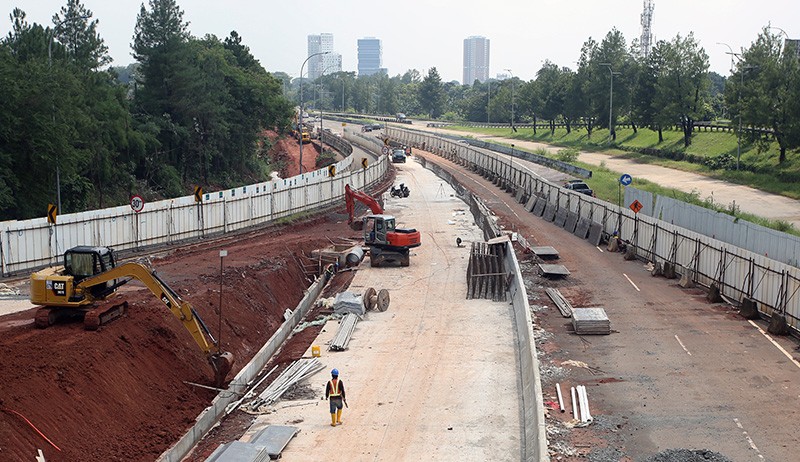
(563, 180, 594, 196)
(391, 148, 407, 163)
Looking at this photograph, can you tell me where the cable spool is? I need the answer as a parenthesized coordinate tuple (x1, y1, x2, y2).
(364, 287, 390, 312)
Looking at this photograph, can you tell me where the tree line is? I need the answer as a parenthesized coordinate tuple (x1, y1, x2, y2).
(308, 27, 799, 162)
(0, 0, 291, 221)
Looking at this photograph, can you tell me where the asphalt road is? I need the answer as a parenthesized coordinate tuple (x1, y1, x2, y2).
(411, 122, 800, 229)
(409, 146, 800, 461)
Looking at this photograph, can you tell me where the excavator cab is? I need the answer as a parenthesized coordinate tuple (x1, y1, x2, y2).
(64, 246, 117, 299)
(364, 215, 394, 246)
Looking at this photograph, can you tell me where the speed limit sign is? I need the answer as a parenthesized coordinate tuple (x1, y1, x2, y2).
(130, 194, 145, 213)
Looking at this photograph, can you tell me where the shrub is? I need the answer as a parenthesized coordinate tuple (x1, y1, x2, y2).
(556, 147, 580, 163)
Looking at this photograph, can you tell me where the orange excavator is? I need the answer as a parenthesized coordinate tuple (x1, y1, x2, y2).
(345, 184, 421, 267)
(30, 246, 234, 386)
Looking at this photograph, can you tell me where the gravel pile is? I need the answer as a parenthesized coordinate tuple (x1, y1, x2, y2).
(644, 449, 733, 462)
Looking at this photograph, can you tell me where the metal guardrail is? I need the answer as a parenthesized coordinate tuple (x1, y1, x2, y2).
(388, 127, 800, 335)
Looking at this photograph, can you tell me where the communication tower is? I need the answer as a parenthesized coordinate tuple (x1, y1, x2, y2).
(639, 0, 655, 58)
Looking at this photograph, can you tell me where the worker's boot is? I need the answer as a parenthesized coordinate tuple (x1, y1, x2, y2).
(336, 409, 342, 425)
(331, 413, 337, 427)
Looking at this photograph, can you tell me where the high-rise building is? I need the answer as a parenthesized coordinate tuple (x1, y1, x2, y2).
(307, 33, 341, 79)
(358, 38, 383, 76)
(463, 36, 490, 85)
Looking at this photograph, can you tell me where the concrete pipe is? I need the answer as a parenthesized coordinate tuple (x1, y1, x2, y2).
(345, 246, 365, 267)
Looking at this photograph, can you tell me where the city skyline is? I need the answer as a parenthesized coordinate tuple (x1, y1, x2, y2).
(4, 0, 798, 82)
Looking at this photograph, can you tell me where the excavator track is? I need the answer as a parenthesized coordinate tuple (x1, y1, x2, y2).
(84, 301, 129, 331)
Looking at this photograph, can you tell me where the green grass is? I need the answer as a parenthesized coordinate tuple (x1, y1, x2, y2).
(448, 124, 800, 200)
(460, 134, 800, 236)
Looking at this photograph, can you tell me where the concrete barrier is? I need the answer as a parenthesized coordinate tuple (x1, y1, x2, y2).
(157, 272, 332, 462)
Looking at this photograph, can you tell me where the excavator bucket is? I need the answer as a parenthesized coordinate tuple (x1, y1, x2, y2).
(210, 351, 235, 387)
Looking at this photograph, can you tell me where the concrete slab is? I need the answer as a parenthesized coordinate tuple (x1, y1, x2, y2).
(242, 159, 522, 461)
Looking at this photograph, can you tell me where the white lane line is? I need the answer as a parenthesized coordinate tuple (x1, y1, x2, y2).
(596, 246, 604, 253)
(674, 334, 692, 355)
(748, 320, 800, 370)
(734, 418, 765, 459)
(622, 273, 640, 292)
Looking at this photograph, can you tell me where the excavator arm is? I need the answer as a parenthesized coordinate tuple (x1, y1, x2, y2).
(75, 262, 234, 386)
(345, 184, 384, 224)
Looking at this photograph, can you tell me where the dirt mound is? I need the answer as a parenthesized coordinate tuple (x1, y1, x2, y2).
(0, 213, 359, 461)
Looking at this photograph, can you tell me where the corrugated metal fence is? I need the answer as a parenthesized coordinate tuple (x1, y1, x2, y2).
(1, 144, 388, 276)
(387, 126, 800, 333)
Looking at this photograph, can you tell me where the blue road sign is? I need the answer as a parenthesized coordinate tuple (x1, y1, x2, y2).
(619, 174, 633, 186)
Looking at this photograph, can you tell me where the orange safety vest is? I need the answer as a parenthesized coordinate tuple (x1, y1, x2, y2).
(329, 379, 341, 397)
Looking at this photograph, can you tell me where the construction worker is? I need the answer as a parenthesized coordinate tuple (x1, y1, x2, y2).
(325, 368, 346, 426)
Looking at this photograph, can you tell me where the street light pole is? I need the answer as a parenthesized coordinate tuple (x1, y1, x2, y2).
(504, 69, 514, 131)
(48, 15, 89, 215)
(600, 63, 620, 141)
(299, 51, 330, 174)
(717, 43, 747, 170)
(487, 80, 491, 124)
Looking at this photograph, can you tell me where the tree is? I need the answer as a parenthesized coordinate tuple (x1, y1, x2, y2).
(52, 0, 110, 70)
(535, 61, 569, 135)
(418, 67, 445, 118)
(653, 33, 709, 147)
(731, 27, 800, 163)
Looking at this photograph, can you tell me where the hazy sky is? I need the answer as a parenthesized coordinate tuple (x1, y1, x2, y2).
(3, 0, 797, 82)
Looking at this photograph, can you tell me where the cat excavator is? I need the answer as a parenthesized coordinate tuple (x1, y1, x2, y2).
(345, 185, 421, 266)
(30, 246, 234, 386)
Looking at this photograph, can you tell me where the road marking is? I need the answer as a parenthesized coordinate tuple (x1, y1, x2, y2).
(674, 335, 692, 355)
(622, 273, 640, 292)
(734, 418, 764, 459)
(748, 320, 800, 370)
(596, 246, 604, 253)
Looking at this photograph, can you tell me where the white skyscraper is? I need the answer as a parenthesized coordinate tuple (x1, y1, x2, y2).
(463, 36, 490, 85)
(307, 33, 341, 79)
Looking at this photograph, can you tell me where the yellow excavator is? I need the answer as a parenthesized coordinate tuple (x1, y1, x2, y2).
(30, 246, 234, 386)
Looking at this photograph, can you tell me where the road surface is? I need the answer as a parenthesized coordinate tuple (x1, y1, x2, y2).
(413, 122, 800, 229)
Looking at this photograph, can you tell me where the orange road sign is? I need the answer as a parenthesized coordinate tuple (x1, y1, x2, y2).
(194, 186, 203, 202)
(361, 158, 368, 169)
(328, 165, 336, 177)
(47, 204, 57, 224)
(629, 200, 644, 214)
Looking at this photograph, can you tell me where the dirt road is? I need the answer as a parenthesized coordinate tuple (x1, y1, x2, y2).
(415, 123, 800, 229)
(239, 158, 523, 461)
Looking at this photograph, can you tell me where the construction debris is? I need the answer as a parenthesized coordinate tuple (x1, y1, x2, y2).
(466, 241, 508, 301)
(329, 313, 359, 351)
(572, 307, 611, 335)
(333, 292, 365, 316)
(545, 288, 573, 318)
(242, 359, 324, 413)
(538, 264, 570, 278)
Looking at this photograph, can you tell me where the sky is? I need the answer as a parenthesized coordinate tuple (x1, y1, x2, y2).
(2, 0, 797, 82)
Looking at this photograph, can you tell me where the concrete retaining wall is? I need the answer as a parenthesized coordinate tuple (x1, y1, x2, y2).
(157, 272, 331, 462)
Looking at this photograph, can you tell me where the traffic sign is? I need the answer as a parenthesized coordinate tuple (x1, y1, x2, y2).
(47, 204, 57, 224)
(130, 194, 145, 213)
(328, 165, 336, 177)
(382, 146, 390, 155)
(194, 186, 203, 202)
(629, 199, 644, 214)
(619, 173, 633, 186)
(361, 158, 368, 169)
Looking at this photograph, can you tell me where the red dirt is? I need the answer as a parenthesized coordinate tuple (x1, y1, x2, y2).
(0, 212, 361, 461)
(264, 130, 320, 178)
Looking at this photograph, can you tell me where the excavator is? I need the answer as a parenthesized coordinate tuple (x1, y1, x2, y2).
(345, 184, 421, 267)
(30, 246, 234, 386)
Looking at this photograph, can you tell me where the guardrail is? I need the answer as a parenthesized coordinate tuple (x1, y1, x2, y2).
(1, 138, 388, 276)
(387, 127, 800, 335)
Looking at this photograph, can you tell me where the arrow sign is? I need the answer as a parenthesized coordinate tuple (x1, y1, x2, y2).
(47, 204, 57, 224)
(194, 186, 203, 202)
(328, 165, 336, 177)
(619, 173, 632, 186)
(361, 158, 368, 169)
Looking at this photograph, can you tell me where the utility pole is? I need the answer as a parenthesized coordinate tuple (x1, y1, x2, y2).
(299, 51, 330, 174)
(600, 63, 621, 141)
(504, 69, 514, 132)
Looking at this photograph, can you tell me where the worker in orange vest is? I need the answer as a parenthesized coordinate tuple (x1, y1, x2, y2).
(325, 368, 347, 426)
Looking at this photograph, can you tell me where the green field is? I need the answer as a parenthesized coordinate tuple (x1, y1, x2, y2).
(449, 125, 800, 201)
(446, 126, 799, 235)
